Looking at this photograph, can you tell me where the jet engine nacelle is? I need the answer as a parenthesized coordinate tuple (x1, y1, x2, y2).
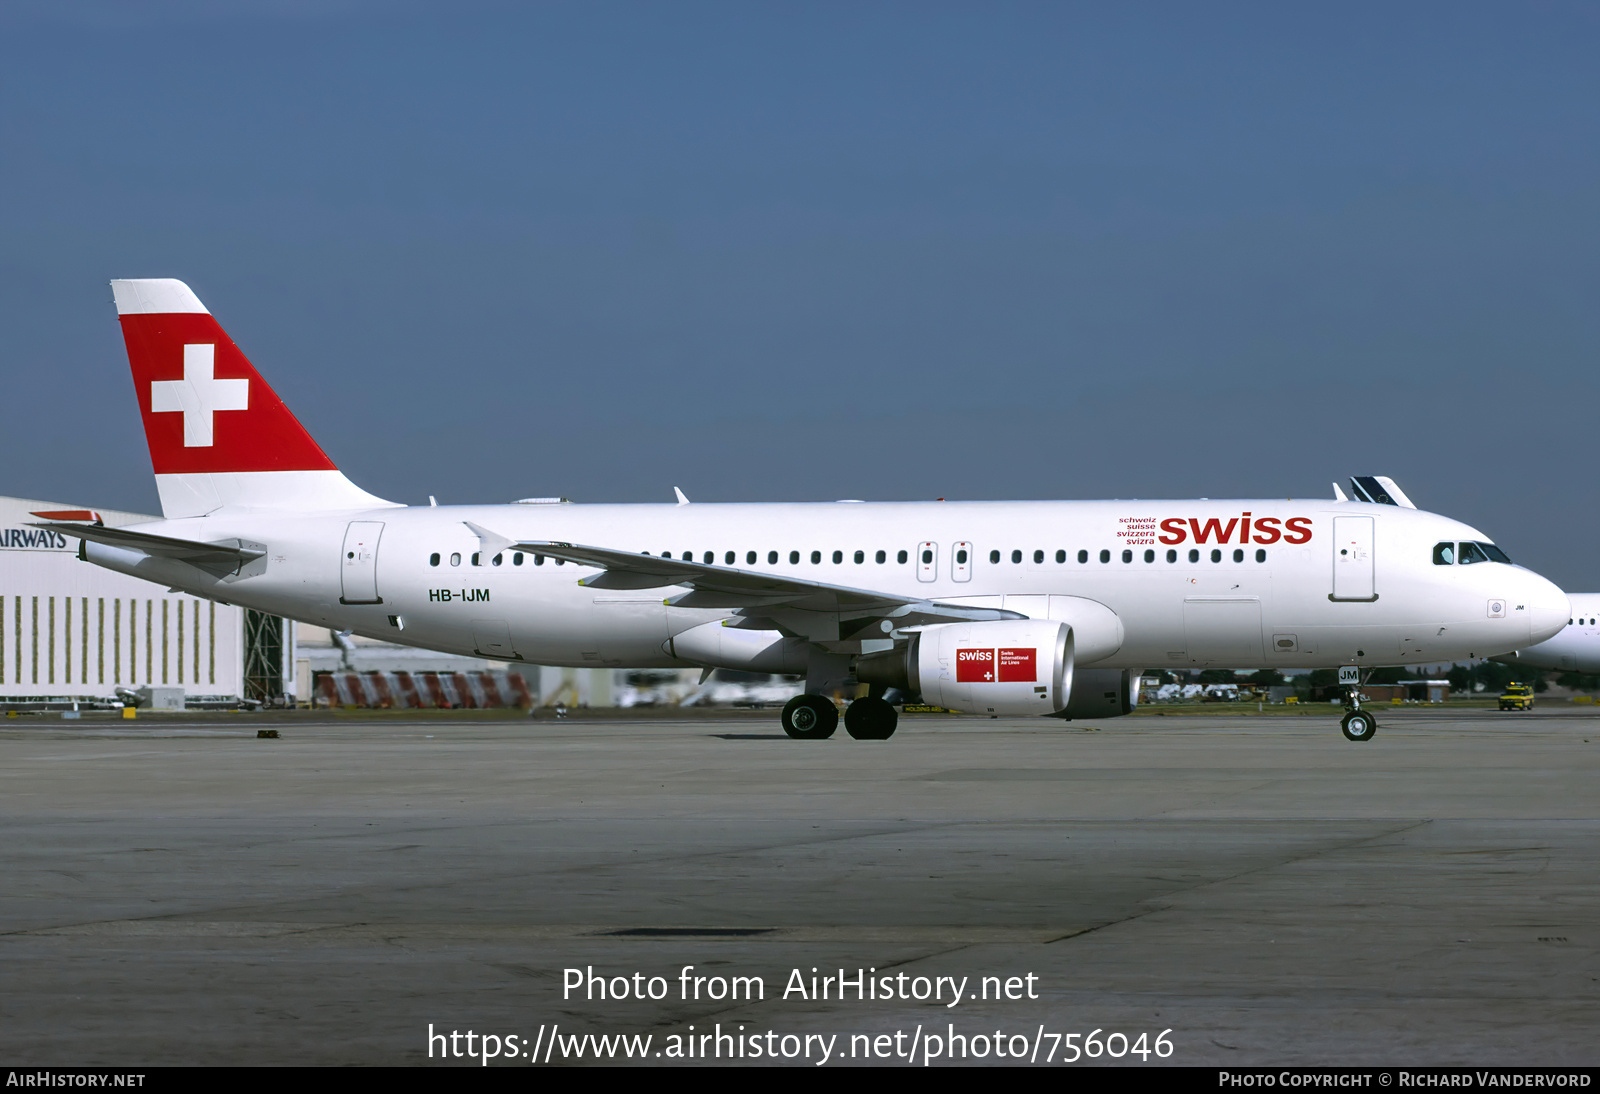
(1055, 668, 1139, 719)
(859, 619, 1074, 716)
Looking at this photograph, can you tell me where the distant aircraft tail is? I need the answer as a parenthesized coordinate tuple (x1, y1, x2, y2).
(110, 279, 397, 519)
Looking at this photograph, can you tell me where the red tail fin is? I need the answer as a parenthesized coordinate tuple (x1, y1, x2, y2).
(110, 279, 395, 517)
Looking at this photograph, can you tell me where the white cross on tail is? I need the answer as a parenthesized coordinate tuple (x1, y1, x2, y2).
(149, 344, 249, 447)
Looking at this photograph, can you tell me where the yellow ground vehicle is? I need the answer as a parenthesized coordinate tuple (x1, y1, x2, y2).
(1498, 683, 1535, 711)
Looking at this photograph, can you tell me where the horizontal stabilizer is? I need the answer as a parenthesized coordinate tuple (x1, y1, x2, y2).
(30, 522, 264, 578)
(29, 509, 103, 524)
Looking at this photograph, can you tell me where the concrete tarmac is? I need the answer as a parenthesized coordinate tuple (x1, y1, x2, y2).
(0, 706, 1596, 1067)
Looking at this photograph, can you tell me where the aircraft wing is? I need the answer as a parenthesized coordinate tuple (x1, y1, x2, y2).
(514, 539, 1021, 641)
(29, 522, 265, 578)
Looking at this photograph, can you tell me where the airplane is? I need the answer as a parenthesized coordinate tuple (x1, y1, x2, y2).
(1493, 593, 1600, 674)
(33, 278, 1569, 744)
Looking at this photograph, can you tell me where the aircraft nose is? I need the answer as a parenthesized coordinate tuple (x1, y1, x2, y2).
(1521, 572, 1569, 646)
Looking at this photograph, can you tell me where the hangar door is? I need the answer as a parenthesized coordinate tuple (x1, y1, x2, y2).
(340, 521, 385, 605)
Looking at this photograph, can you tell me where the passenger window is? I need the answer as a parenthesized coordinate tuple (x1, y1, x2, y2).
(429, 553, 440, 567)
(1458, 542, 1489, 565)
(534, 554, 545, 566)
(854, 550, 864, 563)
(1144, 549, 1155, 563)
(875, 550, 886, 563)
(513, 552, 524, 566)
(492, 553, 503, 566)
(1078, 550, 1088, 564)
(450, 553, 461, 566)
(1232, 549, 1243, 563)
(1255, 549, 1266, 563)
(955, 549, 967, 564)
(1121, 549, 1132, 563)
(921, 548, 933, 564)
(1099, 549, 1110, 563)
(831, 550, 842, 564)
(1008, 549, 1020, 564)
(811, 550, 822, 564)
(790, 551, 800, 564)
(725, 551, 735, 565)
(1188, 549, 1199, 563)
(1055, 549, 1066, 563)
(1167, 549, 1177, 563)
(990, 549, 1001, 564)
(471, 552, 481, 566)
(769, 551, 779, 564)
(747, 551, 756, 565)
(703, 551, 714, 564)
(1210, 549, 1221, 563)
(898, 550, 908, 564)
(1433, 542, 1455, 565)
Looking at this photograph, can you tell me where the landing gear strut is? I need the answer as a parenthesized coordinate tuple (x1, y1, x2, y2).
(781, 694, 838, 740)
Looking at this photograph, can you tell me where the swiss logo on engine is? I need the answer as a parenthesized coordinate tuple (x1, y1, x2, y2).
(955, 648, 995, 682)
(997, 647, 1036, 682)
(955, 647, 1036, 683)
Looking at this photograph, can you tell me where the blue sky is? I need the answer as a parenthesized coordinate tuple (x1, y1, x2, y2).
(3, 2, 1598, 585)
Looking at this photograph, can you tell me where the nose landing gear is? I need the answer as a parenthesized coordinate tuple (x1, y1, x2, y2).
(1339, 672, 1378, 742)
(1340, 707, 1377, 742)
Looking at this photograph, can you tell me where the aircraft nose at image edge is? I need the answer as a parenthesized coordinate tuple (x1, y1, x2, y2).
(1525, 575, 1571, 646)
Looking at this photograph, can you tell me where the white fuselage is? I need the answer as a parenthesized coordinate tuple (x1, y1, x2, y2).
(1496, 592, 1600, 674)
(82, 497, 1569, 673)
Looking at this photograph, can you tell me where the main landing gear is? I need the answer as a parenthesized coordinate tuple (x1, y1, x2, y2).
(780, 695, 899, 740)
(780, 695, 837, 739)
(844, 695, 898, 740)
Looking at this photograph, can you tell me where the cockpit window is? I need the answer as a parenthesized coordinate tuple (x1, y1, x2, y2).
(1435, 540, 1511, 565)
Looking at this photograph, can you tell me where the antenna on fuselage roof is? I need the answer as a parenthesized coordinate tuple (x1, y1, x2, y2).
(674, 487, 690, 505)
(1332, 482, 1349, 502)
